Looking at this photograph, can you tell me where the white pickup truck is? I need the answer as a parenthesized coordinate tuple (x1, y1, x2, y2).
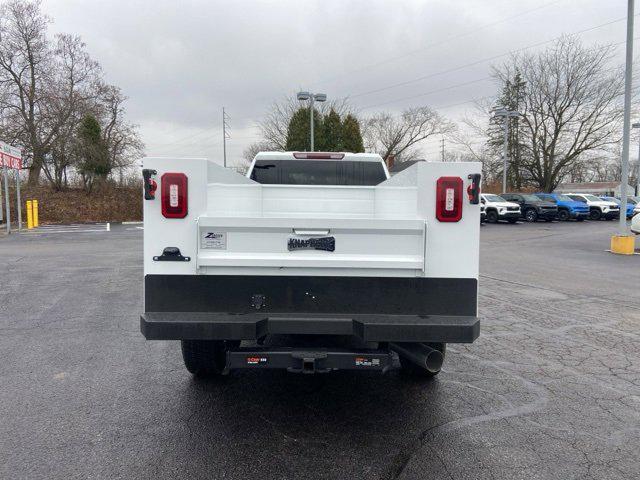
(140, 152, 481, 377)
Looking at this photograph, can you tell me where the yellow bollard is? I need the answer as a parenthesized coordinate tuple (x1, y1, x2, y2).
(33, 199, 39, 227)
(26, 200, 33, 229)
(610, 235, 635, 255)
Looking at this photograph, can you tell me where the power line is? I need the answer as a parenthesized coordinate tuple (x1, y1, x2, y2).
(356, 40, 638, 117)
(311, 0, 566, 89)
(346, 15, 635, 101)
(162, 15, 633, 148)
(149, 15, 637, 156)
(357, 76, 493, 111)
(151, 126, 222, 147)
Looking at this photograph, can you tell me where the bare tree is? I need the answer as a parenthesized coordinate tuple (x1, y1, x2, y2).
(451, 108, 502, 184)
(363, 106, 455, 162)
(0, 0, 52, 184)
(243, 140, 274, 161)
(93, 84, 144, 184)
(0, 1, 102, 185)
(41, 34, 101, 189)
(0, 1, 142, 189)
(493, 37, 625, 191)
(236, 140, 273, 173)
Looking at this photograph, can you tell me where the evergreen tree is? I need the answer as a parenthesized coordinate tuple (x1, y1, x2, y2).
(76, 114, 109, 191)
(318, 108, 343, 151)
(487, 70, 527, 189)
(341, 114, 364, 153)
(284, 107, 364, 153)
(285, 107, 323, 151)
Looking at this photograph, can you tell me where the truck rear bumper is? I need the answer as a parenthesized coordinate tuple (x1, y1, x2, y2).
(140, 312, 479, 343)
(142, 274, 479, 343)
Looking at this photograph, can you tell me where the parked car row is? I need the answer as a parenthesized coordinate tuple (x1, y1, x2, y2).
(479, 192, 637, 224)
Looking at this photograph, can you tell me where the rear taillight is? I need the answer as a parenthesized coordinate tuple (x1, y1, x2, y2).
(436, 176, 463, 222)
(161, 172, 188, 218)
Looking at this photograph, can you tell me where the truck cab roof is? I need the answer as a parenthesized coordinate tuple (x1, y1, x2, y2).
(253, 151, 387, 162)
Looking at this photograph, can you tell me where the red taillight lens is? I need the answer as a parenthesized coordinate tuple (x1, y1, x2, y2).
(161, 172, 188, 218)
(436, 176, 463, 222)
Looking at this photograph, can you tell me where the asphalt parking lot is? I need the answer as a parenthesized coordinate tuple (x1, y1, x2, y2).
(1, 221, 639, 479)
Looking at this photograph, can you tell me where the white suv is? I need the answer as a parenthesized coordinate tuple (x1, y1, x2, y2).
(481, 193, 521, 224)
(566, 194, 620, 221)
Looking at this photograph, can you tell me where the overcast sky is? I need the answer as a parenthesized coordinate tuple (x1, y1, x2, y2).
(42, 0, 629, 166)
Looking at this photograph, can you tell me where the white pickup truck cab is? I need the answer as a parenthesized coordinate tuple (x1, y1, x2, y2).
(140, 152, 481, 377)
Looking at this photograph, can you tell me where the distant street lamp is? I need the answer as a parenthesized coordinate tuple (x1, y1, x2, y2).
(494, 108, 520, 194)
(297, 91, 327, 151)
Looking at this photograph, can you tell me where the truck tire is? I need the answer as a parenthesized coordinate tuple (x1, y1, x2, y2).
(557, 209, 570, 221)
(181, 340, 233, 377)
(589, 209, 601, 221)
(524, 209, 538, 222)
(486, 210, 498, 223)
(399, 343, 446, 378)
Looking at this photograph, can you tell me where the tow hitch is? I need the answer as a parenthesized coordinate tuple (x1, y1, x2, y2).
(225, 347, 394, 374)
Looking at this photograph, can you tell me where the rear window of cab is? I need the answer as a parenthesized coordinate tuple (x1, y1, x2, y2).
(250, 160, 387, 186)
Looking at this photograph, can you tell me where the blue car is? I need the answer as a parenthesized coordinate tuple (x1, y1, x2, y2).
(600, 196, 636, 219)
(534, 193, 589, 221)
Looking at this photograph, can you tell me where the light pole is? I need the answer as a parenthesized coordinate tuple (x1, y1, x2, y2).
(297, 91, 327, 151)
(632, 122, 640, 196)
(618, 0, 634, 235)
(494, 108, 519, 193)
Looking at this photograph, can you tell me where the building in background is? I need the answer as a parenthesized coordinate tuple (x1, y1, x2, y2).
(555, 182, 636, 197)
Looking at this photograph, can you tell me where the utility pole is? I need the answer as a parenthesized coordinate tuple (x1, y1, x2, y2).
(440, 138, 445, 162)
(3, 161, 10, 234)
(495, 109, 519, 194)
(0, 165, 3, 224)
(502, 120, 508, 193)
(222, 107, 231, 168)
(619, 0, 634, 234)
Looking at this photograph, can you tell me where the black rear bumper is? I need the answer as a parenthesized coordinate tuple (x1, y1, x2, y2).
(140, 312, 480, 343)
(142, 274, 479, 343)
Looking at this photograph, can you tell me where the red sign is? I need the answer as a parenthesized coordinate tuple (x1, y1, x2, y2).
(0, 141, 22, 170)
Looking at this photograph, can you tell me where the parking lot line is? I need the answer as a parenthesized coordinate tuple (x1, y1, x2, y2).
(19, 223, 110, 234)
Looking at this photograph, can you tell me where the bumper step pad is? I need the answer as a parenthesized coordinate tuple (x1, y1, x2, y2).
(140, 312, 479, 343)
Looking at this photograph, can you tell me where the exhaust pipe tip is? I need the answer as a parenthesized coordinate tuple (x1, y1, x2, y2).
(424, 348, 444, 373)
(390, 342, 444, 373)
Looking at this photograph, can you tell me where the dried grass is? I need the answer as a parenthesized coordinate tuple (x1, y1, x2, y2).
(6, 183, 142, 224)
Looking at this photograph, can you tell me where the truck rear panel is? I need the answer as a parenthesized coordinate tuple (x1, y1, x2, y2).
(141, 155, 481, 345)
